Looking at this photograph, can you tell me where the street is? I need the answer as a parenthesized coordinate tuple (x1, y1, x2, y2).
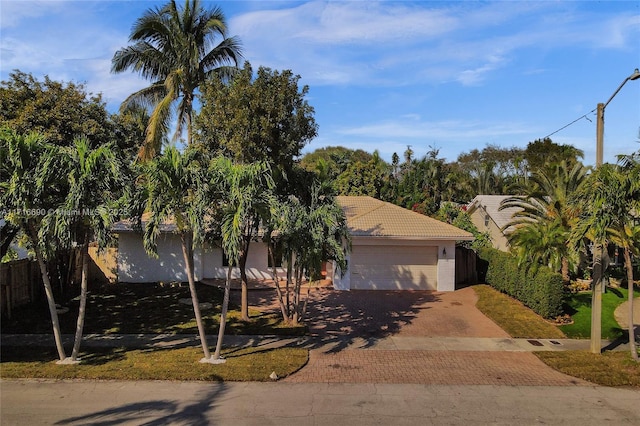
(2, 379, 639, 425)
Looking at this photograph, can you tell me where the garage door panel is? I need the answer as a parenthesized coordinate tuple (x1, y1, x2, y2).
(351, 245, 437, 290)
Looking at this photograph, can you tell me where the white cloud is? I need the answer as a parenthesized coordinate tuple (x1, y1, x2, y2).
(0, 0, 66, 29)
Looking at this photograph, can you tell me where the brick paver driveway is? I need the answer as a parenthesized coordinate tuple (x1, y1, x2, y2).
(245, 285, 589, 386)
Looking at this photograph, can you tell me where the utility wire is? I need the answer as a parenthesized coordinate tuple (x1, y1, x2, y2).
(543, 108, 596, 139)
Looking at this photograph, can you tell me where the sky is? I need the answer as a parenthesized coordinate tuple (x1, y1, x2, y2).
(1, 0, 639, 165)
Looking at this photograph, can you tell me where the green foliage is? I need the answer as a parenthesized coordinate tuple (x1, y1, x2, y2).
(195, 61, 316, 178)
(335, 158, 385, 197)
(479, 247, 564, 319)
(0, 71, 113, 147)
(525, 137, 584, 177)
(434, 203, 491, 250)
(501, 161, 588, 282)
(300, 146, 374, 180)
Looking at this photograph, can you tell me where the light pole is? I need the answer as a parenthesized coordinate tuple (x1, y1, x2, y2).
(590, 68, 640, 354)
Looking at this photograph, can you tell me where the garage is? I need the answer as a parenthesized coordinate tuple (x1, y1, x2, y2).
(351, 245, 438, 290)
(333, 196, 474, 292)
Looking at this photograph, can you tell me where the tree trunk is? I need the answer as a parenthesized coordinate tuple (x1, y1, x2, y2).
(213, 264, 232, 362)
(180, 232, 211, 360)
(239, 238, 250, 321)
(268, 241, 288, 322)
(70, 232, 90, 361)
(30, 223, 67, 362)
(623, 248, 638, 361)
(561, 257, 570, 284)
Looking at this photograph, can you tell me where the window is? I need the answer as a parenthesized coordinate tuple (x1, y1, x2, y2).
(484, 214, 490, 227)
(268, 241, 284, 268)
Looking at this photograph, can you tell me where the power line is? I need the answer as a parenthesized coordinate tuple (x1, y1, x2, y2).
(542, 108, 596, 139)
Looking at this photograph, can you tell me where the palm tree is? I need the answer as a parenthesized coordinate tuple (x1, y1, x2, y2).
(50, 137, 121, 362)
(111, 0, 241, 160)
(573, 160, 639, 361)
(207, 157, 274, 359)
(501, 161, 588, 283)
(0, 129, 67, 361)
(269, 186, 350, 325)
(137, 146, 214, 361)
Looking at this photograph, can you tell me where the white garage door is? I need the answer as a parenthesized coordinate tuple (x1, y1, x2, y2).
(350, 245, 438, 290)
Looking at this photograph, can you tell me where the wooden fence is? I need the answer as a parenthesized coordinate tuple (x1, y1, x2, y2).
(0, 259, 43, 318)
(455, 246, 477, 286)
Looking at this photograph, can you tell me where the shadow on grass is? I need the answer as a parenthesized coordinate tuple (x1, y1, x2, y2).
(54, 384, 228, 425)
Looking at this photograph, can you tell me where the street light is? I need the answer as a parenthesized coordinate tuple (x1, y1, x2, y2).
(590, 68, 640, 354)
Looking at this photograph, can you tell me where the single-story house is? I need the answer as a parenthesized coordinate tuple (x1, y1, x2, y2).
(113, 196, 473, 291)
(466, 195, 522, 252)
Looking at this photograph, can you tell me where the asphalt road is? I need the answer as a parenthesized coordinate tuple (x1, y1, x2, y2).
(2, 379, 639, 425)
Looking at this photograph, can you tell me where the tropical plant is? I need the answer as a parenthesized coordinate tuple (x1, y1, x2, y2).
(207, 157, 274, 358)
(135, 146, 214, 361)
(47, 137, 121, 362)
(267, 187, 350, 325)
(500, 161, 588, 283)
(572, 158, 640, 361)
(111, 0, 241, 160)
(0, 129, 67, 361)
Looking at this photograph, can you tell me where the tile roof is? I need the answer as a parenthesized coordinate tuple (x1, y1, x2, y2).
(466, 195, 522, 232)
(336, 196, 474, 240)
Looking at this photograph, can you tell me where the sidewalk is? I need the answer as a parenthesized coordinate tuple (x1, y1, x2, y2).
(0, 332, 628, 353)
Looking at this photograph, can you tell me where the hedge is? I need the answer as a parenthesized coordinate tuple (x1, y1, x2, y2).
(478, 248, 564, 319)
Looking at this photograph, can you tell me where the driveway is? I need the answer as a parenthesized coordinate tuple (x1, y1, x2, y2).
(243, 285, 590, 386)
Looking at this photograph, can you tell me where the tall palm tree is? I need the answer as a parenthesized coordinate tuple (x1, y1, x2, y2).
(50, 137, 121, 362)
(500, 161, 588, 283)
(573, 160, 640, 361)
(111, 0, 241, 160)
(0, 129, 67, 361)
(137, 146, 214, 361)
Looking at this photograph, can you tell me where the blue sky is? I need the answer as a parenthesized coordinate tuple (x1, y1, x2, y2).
(1, 0, 639, 165)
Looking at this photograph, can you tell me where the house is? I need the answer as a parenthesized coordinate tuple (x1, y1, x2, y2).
(466, 195, 522, 252)
(113, 196, 473, 291)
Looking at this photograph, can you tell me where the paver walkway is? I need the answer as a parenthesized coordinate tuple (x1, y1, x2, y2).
(237, 285, 598, 386)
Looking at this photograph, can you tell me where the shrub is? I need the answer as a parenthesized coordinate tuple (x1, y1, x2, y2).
(478, 247, 564, 319)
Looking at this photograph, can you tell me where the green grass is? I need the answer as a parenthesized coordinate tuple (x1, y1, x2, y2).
(1, 282, 306, 336)
(560, 286, 639, 339)
(473, 284, 566, 339)
(0, 345, 308, 381)
(535, 351, 640, 387)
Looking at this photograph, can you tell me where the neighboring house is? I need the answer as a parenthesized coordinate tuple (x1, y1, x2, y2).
(113, 196, 473, 291)
(466, 195, 522, 252)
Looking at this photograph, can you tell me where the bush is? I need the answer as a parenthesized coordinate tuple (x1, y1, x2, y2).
(478, 248, 564, 319)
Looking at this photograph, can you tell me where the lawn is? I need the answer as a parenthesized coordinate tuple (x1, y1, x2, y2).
(0, 345, 308, 381)
(1, 282, 305, 336)
(560, 286, 640, 339)
(473, 284, 566, 339)
(1, 282, 312, 381)
(473, 283, 640, 387)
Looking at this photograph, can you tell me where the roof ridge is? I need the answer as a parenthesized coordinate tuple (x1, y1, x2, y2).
(348, 198, 386, 222)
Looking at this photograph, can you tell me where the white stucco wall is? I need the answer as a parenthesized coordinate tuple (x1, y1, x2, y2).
(436, 242, 456, 292)
(117, 232, 286, 283)
(118, 232, 194, 283)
